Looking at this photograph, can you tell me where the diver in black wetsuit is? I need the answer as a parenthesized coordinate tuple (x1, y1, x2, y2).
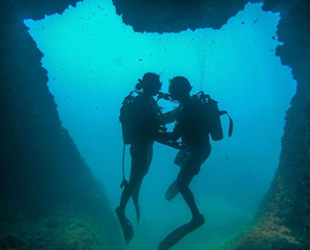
(157, 76, 211, 250)
(116, 73, 163, 244)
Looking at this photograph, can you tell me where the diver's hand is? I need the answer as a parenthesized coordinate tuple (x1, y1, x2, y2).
(155, 137, 185, 150)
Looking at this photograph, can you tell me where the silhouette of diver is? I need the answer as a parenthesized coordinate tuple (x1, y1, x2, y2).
(116, 73, 164, 244)
(156, 76, 211, 250)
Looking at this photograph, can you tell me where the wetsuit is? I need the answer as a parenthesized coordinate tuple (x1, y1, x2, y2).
(174, 98, 211, 192)
(126, 94, 162, 207)
(158, 97, 211, 250)
(117, 94, 163, 243)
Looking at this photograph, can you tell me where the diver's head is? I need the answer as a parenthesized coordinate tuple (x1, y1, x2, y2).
(169, 76, 192, 102)
(136, 73, 162, 96)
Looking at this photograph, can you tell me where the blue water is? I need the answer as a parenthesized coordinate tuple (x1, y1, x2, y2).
(24, 1, 296, 249)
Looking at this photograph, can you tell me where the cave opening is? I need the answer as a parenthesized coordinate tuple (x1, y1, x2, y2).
(23, 0, 296, 248)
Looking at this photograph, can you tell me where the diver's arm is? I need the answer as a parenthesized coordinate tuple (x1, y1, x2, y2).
(154, 113, 183, 148)
(155, 131, 184, 150)
(162, 107, 181, 124)
(157, 131, 179, 141)
(155, 137, 184, 150)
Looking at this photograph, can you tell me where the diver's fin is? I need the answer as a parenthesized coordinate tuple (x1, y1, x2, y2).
(115, 207, 134, 244)
(158, 224, 189, 250)
(165, 181, 179, 201)
(158, 214, 205, 250)
(131, 190, 140, 224)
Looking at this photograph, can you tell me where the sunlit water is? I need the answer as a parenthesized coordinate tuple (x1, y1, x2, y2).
(25, 1, 296, 249)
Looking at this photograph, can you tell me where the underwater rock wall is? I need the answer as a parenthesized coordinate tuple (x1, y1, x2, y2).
(0, 1, 121, 249)
(229, 1, 310, 249)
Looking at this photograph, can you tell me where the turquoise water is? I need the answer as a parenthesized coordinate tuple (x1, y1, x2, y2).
(24, 1, 296, 249)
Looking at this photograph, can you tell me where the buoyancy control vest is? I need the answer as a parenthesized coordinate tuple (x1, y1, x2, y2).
(119, 91, 165, 145)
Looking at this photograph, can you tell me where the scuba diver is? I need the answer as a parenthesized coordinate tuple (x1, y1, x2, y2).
(156, 76, 211, 250)
(116, 72, 164, 244)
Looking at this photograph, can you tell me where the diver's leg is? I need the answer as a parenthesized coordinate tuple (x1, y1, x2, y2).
(131, 143, 153, 223)
(177, 145, 211, 219)
(118, 144, 148, 211)
(158, 146, 211, 249)
(116, 179, 136, 243)
(158, 179, 204, 250)
(116, 169, 143, 242)
(177, 175, 201, 218)
(116, 144, 147, 243)
(118, 185, 133, 214)
(131, 183, 142, 224)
